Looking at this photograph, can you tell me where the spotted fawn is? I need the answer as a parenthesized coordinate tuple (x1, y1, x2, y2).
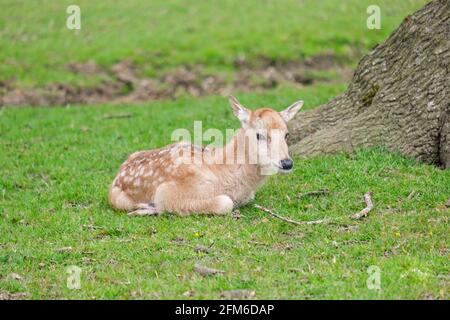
(109, 96, 303, 216)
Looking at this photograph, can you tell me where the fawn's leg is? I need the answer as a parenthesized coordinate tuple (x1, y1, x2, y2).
(110, 185, 159, 216)
(154, 182, 234, 215)
(128, 203, 159, 216)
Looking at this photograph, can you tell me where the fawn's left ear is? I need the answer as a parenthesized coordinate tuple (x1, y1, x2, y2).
(279, 100, 304, 122)
(229, 95, 251, 128)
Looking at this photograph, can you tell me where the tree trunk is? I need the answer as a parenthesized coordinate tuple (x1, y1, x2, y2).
(289, 0, 450, 168)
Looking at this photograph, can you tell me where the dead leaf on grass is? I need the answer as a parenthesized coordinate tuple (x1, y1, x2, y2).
(194, 245, 212, 254)
(220, 290, 256, 299)
(0, 290, 27, 300)
(7, 273, 22, 281)
(194, 264, 225, 276)
(182, 289, 195, 297)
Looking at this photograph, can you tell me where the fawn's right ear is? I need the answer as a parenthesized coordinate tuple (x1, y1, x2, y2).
(229, 95, 250, 128)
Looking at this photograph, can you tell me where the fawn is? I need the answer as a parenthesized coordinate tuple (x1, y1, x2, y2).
(109, 96, 303, 216)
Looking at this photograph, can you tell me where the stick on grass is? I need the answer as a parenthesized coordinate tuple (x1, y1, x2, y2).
(297, 188, 330, 199)
(101, 112, 134, 120)
(351, 191, 373, 219)
(254, 204, 328, 226)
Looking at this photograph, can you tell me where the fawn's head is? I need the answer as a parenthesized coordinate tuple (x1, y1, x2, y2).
(229, 96, 303, 174)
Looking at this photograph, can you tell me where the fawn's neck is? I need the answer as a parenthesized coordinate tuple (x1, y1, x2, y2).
(212, 128, 266, 186)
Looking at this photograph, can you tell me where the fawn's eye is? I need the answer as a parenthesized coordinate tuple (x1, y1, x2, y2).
(285, 133, 290, 140)
(256, 133, 266, 141)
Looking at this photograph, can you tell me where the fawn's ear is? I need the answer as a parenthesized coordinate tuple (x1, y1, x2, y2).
(279, 100, 304, 122)
(229, 95, 250, 128)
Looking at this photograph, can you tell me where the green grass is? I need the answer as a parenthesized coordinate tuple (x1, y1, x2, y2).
(1, 85, 449, 299)
(0, 0, 428, 87)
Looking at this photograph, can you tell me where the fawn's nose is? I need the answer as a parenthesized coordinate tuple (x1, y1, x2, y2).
(280, 158, 293, 171)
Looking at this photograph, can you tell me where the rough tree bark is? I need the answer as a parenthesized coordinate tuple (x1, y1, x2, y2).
(289, 0, 449, 168)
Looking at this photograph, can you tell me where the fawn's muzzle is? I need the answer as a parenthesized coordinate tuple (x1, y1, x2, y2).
(280, 159, 293, 171)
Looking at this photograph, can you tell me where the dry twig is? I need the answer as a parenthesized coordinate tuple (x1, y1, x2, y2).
(297, 188, 330, 199)
(351, 191, 373, 219)
(101, 112, 134, 120)
(55, 246, 73, 253)
(407, 190, 416, 200)
(254, 204, 328, 226)
(82, 224, 104, 230)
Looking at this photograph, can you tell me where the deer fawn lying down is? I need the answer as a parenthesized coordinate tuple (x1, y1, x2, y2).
(109, 96, 303, 216)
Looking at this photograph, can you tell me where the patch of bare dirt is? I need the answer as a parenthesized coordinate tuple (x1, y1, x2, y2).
(0, 53, 352, 107)
(67, 60, 103, 75)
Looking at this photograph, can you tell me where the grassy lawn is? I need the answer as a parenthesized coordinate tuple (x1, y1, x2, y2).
(1, 0, 428, 87)
(0, 84, 449, 299)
